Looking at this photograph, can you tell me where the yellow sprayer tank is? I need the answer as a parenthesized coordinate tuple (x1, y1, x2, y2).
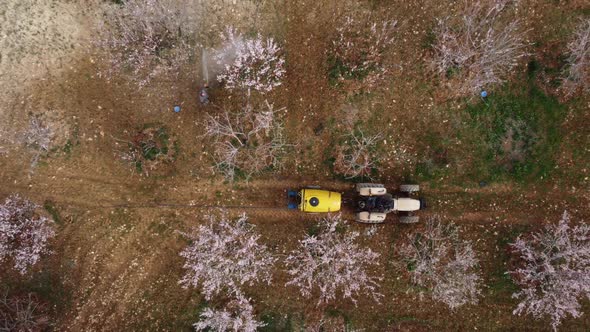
(299, 189, 342, 213)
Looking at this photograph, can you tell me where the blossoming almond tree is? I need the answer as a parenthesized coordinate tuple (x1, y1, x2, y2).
(96, 0, 193, 87)
(179, 212, 276, 300)
(509, 211, 590, 331)
(399, 217, 482, 310)
(193, 293, 264, 332)
(285, 215, 382, 305)
(214, 27, 286, 93)
(0, 195, 55, 275)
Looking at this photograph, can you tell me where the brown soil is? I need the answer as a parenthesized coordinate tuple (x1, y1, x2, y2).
(1, 0, 589, 331)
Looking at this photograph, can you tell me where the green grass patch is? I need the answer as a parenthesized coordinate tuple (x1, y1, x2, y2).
(109, 208, 133, 230)
(391, 315, 434, 326)
(327, 55, 371, 86)
(3, 268, 73, 318)
(148, 220, 171, 236)
(461, 83, 566, 183)
(126, 124, 178, 175)
(133, 281, 203, 331)
(27, 270, 72, 313)
(43, 200, 63, 226)
(421, 27, 437, 50)
(140, 126, 170, 161)
(487, 225, 531, 302)
(156, 297, 203, 331)
(260, 311, 297, 332)
(414, 131, 452, 183)
(306, 222, 321, 236)
(62, 125, 80, 158)
(63, 139, 74, 155)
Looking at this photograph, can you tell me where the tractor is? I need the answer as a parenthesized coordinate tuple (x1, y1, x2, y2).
(287, 183, 426, 224)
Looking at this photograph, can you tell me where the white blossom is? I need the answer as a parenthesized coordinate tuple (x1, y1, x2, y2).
(285, 215, 382, 305)
(179, 212, 276, 300)
(509, 211, 590, 331)
(0, 195, 55, 275)
(399, 217, 482, 310)
(95, 0, 193, 87)
(193, 293, 264, 332)
(214, 27, 285, 93)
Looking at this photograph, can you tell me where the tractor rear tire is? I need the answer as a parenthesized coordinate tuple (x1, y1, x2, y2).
(400, 184, 420, 193)
(399, 216, 420, 224)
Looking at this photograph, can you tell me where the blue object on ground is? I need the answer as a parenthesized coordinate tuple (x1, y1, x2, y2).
(481, 90, 488, 98)
(288, 190, 298, 198)
(199, 87, 209, 104)
(288, 202, 298, 209)
(173, 105, 181, 113)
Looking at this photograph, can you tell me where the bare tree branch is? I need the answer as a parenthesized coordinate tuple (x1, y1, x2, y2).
(333, 130, 382, 179)
(23, 116, 52, 173)
(204, 101, 289, 181)
(179, 212, 276, 300)
(431, 0, 528, 97)
(0, 292, 49, 332)
(562, 19, 590, 97)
